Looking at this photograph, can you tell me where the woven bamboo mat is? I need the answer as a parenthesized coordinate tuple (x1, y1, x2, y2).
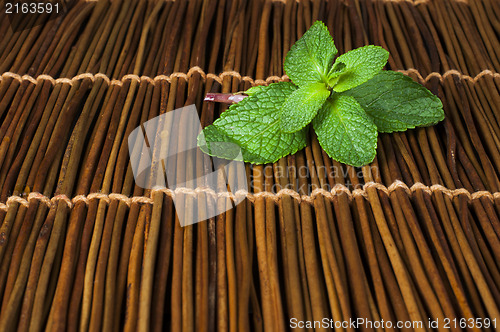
(0, 0, 499, 331)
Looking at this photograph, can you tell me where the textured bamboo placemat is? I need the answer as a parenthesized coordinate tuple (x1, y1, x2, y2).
(0, 0, 499, 331)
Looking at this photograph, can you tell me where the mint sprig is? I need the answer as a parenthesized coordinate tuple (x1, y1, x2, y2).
(198, 21, 444, 166)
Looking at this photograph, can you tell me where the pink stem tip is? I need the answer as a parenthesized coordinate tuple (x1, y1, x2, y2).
(204, 93, 248, 104)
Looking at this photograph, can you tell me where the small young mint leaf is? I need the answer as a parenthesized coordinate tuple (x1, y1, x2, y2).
(284, 21, 337, 87)
(331, 45, 389, 92)
(199, 82, 307, 164)
(280, 82, 330, 133)
(344, 71, 444, 132)
(313, 94, 377, 167)
(327, 61, 346, 78)
(327, 62, 347, 86)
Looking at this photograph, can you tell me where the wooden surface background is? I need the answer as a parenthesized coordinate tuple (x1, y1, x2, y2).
(0, 0, 499, 331)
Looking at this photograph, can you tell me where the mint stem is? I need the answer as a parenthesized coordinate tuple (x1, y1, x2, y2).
(204, 93, 247, 104)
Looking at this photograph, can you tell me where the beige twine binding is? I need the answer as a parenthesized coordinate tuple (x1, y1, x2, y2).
(0, 180, 498, 212)
(1, 67, 498, 88)
(0, 67, 497, 210)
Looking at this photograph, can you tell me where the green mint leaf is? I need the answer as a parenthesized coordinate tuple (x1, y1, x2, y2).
(284, 21, 337, 87)
(198, 125, 242, 160)
(200, 82, 307, 164)
(344, 71, 444, 132)
(198, 125, 263, 162)
(244, 85, 266, 96)
(331, 45, 389, 92)
(280, 82, 330, 133)
(313, 94, 377, 167)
